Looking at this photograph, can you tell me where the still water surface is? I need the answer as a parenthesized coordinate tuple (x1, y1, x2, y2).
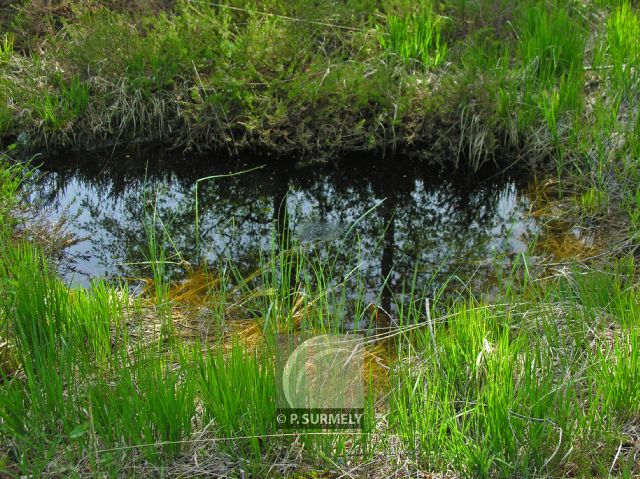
(35, 149, 538, 300)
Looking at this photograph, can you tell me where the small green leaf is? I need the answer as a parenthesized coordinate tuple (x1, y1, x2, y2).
(69, 422, 89, 439)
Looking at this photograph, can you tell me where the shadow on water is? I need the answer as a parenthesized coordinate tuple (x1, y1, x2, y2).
(34, 147, 538, 302)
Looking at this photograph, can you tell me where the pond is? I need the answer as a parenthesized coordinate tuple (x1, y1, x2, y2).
(34, 148, 538, 303)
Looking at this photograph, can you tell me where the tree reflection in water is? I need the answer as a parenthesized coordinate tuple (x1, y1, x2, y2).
(37, 149, 537, 304)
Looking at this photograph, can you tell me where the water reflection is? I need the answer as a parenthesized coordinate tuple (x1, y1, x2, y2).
(35, 148, 537, 299)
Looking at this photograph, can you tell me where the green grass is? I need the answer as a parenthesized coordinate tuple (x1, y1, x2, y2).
(0, 154, 28, 230)
(195, 342, 276, 463)
(34, 78, 90, 130)
(0, 206, 639, 476)
(603, 0, 640, 99)
(378, 6, 448, 69)
(0, 0, 618, 166)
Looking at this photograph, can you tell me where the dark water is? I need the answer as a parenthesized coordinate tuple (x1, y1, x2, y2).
(34, 148, 537, 300)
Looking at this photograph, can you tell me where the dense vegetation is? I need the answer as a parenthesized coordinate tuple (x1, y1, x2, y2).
(1, 0, 640, 477)
(0, 0, 635, 165)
